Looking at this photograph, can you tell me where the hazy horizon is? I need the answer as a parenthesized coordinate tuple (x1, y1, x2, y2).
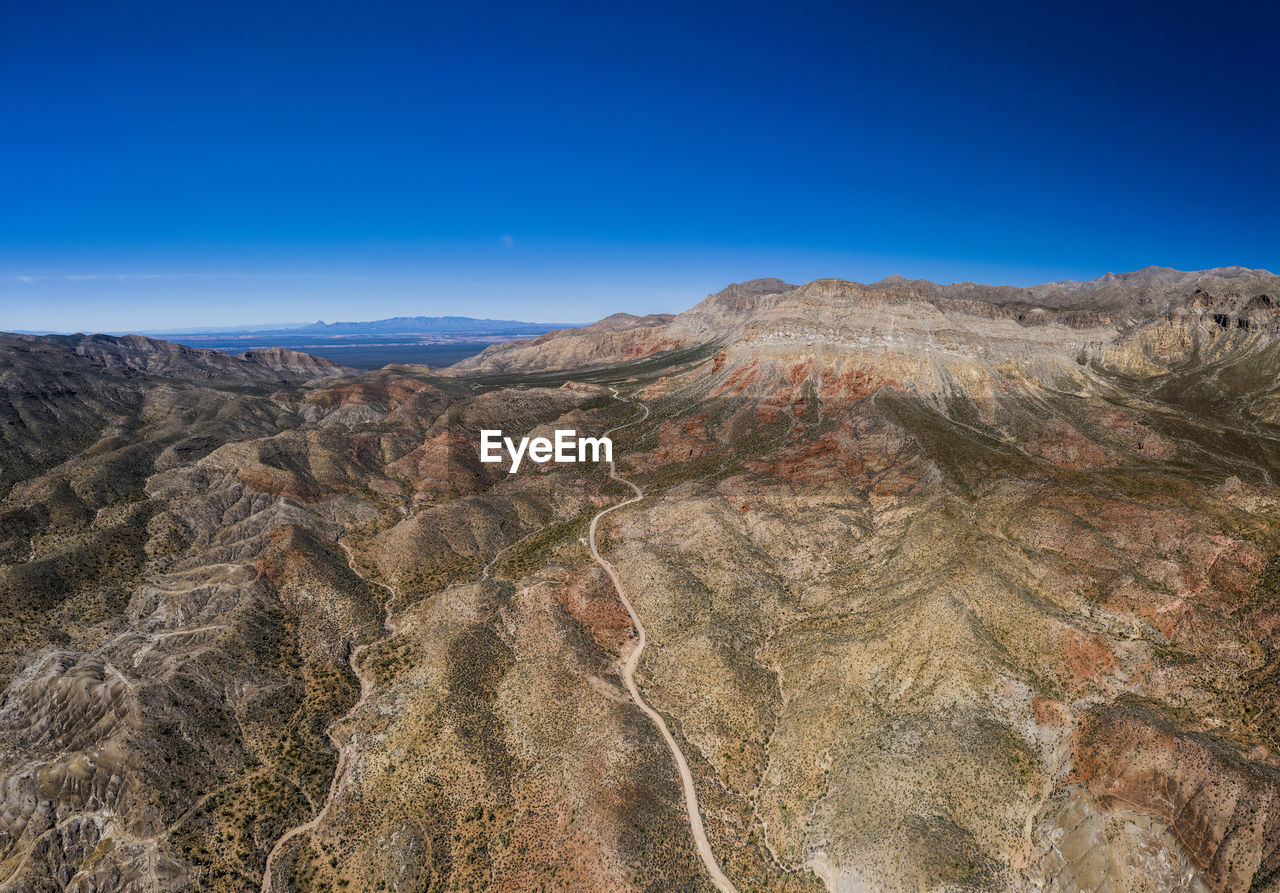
(11, 259, 1278, 335)
(14, 312, 588, 337)
(4, 0, 1276, 333)
(0, 258, 1138, 334)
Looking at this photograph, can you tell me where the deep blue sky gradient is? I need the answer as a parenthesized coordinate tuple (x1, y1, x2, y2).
(3, 0, 1277, 331)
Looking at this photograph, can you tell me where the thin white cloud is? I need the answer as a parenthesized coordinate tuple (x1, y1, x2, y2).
(500, 234, 515, 248)
(55, 272, 354, 281)
(62, 273, 172, 281)
(15, 276, 43, 285)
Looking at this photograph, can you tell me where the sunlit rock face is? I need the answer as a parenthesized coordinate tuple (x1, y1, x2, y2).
(2, 267, 1280, 891)
(447, 313, 681, 375)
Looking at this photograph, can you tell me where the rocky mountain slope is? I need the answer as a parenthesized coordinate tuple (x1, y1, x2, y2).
(447, 312, 679, 374)
(18, 333, 352, 383)
(453, 267, 1280, 380)
(2, 266, 1280, 892)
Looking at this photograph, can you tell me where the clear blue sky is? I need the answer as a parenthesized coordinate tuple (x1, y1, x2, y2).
(4, 0, 1277, 332)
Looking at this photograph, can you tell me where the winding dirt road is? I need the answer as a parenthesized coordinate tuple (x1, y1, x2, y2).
(589, 388, 740, 893)
(261, 388, 736, 892)
(259, 538, 399, 893)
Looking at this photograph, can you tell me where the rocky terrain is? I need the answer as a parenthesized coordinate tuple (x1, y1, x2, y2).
(448, 313, 680, 374)
(2, 266, 1280, 892)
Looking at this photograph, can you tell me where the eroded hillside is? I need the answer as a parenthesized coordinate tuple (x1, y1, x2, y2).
(3, 268, 1280, 892)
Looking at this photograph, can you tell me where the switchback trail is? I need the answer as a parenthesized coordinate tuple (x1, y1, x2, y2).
(588, 387, 739, 893)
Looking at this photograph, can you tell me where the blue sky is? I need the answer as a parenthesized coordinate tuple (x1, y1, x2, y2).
(3, 0, 1277, 332)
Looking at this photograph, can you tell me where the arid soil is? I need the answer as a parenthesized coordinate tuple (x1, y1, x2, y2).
(3, 266, 1280, 892)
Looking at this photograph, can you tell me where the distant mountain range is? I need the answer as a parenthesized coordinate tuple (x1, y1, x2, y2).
(19, 315, 578, 338)
(277, 316, 577, 335)
(128, 315, 577, 337)
(12, 316, 587, 370)
(85, 315, 588, 370)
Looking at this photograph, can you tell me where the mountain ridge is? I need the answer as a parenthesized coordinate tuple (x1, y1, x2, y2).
(450, 266, 1280, 377)
(11, 332, 353, 383)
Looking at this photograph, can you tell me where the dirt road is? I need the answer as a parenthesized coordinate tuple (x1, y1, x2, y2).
(588, 388, 739, 893)
(259, 539, 398, 892)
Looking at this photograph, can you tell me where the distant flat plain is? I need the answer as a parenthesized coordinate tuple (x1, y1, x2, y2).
(44, 315, 582, 369)
(177, 336, 505, 369)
